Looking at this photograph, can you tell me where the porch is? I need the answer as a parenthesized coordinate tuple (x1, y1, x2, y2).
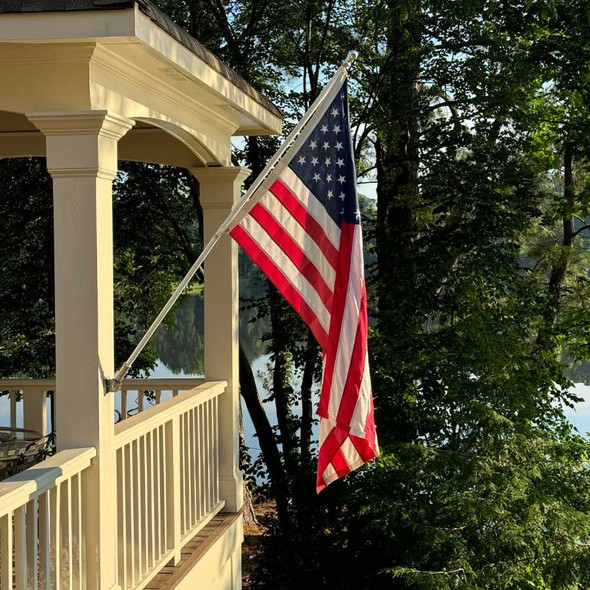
(0, 1, 282, 589)
(0, 379, 237, 590)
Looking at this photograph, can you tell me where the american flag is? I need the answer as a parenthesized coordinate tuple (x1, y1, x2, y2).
(229, 80, 378, 491)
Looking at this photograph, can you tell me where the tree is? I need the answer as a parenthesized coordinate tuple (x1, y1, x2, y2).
(344, 1, 590, 588)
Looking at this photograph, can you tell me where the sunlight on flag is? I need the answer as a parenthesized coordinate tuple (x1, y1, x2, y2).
(229, 80, 379, 492)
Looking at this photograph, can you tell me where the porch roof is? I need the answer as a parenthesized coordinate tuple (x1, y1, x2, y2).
(0, 0, 282, 167)
(0, 0, 282, 120)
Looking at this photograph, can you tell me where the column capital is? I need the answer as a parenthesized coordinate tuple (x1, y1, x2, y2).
(191, 166, 251, 209)
(190, 165, 251, 185)
(27, 111, 134, 180)
(27, 110, 134, 140)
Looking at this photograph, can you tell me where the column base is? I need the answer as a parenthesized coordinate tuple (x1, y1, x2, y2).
(219, 474, 244, 513)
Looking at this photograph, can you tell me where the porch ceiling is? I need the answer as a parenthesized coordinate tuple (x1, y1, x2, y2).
(0, 0, 283, 167)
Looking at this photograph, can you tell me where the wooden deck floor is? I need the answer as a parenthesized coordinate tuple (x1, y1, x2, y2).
(145, 513, 241, 590)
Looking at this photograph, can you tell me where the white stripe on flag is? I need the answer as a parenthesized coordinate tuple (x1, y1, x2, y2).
(240, 215, 332, 333)
(279, 167, 341, 249)
(328, 226, 364, 420)
(260, 194, 337, 288)
(339, 437, 363, 470)
(349, 357, 372, 437)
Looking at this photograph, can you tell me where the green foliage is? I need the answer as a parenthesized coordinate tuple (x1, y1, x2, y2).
(0, 158, 54, 377)
(0, 159, 201, 378)
(3, 1, 590, 588)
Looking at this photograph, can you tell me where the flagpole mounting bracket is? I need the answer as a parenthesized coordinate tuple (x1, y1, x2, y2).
(105, 362, 132, 393)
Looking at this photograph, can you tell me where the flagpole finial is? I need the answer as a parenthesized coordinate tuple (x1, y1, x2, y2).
(343, 50, 359, 69)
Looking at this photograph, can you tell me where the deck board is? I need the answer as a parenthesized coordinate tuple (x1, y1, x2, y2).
(145, 513, 241, 590)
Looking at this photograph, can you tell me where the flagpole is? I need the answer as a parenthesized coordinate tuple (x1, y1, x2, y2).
(106, 50, 359, 392)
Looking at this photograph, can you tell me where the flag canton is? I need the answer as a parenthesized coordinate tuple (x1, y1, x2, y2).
(288, 82, 360, 226)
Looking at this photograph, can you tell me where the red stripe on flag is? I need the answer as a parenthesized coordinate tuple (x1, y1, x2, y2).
(350, 433, 379, 463)
(335, 286, 368, 429)
(231, 225, 329, 349)
(270, 180, 340, 270)
(316, 425, 347, 486)
(249, 203, 334, 309)
(317, 222, 356, 420)
(330, 448, 352, 478)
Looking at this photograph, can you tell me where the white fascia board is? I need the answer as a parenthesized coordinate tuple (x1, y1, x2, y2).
(132, 7, 282, 136)
(0, 8, 136, 42)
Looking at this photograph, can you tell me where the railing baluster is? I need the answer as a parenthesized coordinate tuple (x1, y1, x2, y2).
(50, 481, 61, 590)
(199, 403, 206, 519)
(1, 513, 13, 590)
(165, 417, 181, 564)
(67, 479, 74, 590)
(195, 407, 202, 519)
(209, 400, 214, 511)
(121, 390, 128, 422)
(14, 505, 27, 590)
(213, 396, 219, 504)
(179, 414, 189, 537)
(190, 408, 198, 525)
(141, 436, 148, 575)
(146, 432, 155, 570)
(26, 497, 39, 590)
(159, 425, 167, 558)
(39, 492, 50, 590)
(187, 410, 195, 529)
(125, 444, 134, 589)
(152, 429, 160, 564)
(133, 439, 141, 582)
(71, 473, 82, 590)
(117, 449, 126, 590)
(58, 480, 68, 590)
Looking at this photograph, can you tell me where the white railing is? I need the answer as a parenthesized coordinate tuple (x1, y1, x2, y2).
(0, 447, 96, 590)
(113, 380, 225, 590)
(0, 378, 224, 590)
(0, 378, 207, 431)
(117, 379, 206, 422)
(0, 380, 54, 435)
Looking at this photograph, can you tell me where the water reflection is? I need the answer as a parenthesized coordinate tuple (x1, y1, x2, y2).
(153, 292, 270, 376)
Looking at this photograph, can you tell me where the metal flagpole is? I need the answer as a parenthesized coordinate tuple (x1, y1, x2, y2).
(106, 50, 359, 392)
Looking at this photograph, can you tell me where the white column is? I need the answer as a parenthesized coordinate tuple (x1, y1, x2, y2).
(29, 110, 133, 590)
(191, 166, 250, 513)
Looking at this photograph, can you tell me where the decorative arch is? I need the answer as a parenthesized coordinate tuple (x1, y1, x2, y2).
(131, 117, 222, 167)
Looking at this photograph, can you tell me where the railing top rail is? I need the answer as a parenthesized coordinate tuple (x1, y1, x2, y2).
(0, 379, 56, 389)
(118, 378, 205, 390)
(0, 447, 96, 516)
(0, 377, 206, 390)
(114, 380, 226, 449)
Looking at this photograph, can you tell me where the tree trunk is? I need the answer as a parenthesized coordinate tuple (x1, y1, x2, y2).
(239, 341, 293, 532)
(300, 331, 316, 472)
